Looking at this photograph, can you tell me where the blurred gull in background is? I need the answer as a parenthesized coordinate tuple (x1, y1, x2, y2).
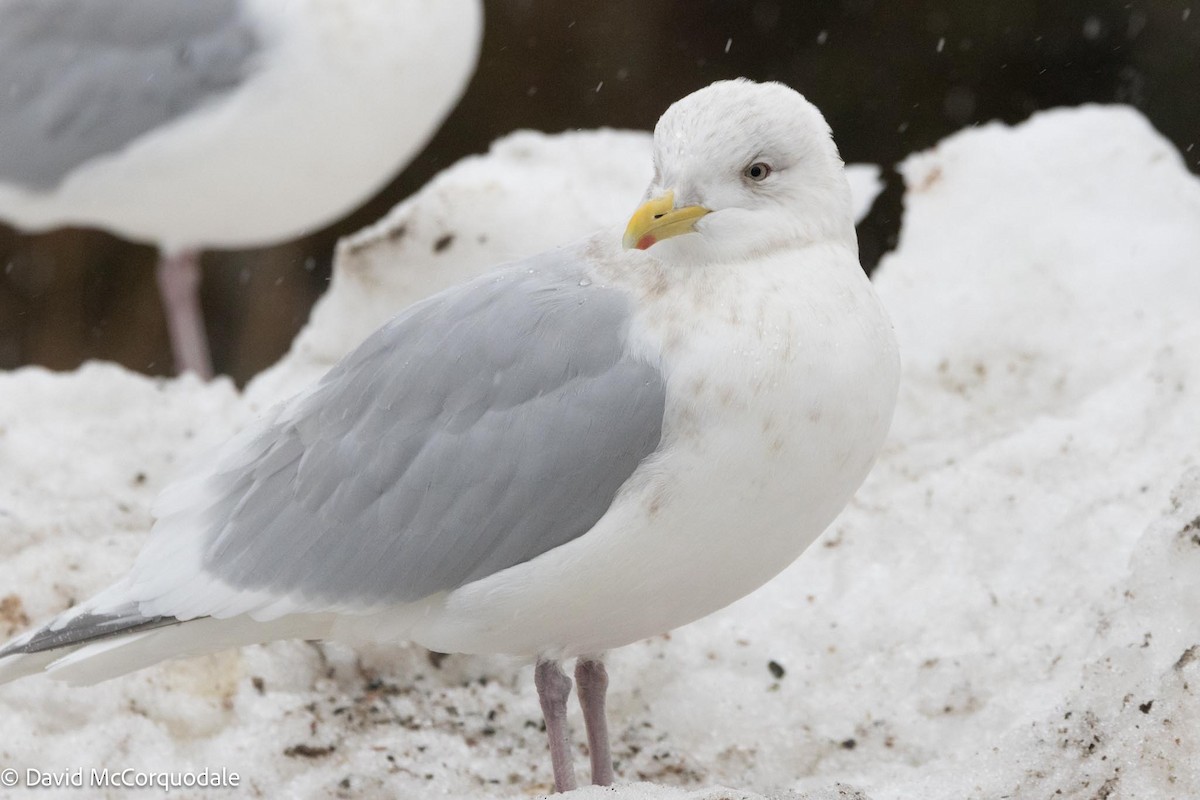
(0, 0, 482, 378)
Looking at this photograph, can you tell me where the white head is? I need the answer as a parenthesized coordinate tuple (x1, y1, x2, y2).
(623, 79, 855, 265)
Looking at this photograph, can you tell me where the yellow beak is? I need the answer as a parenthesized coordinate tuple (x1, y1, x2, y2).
(622, 190, 711, 250)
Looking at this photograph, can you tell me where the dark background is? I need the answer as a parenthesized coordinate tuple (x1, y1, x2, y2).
(2, 0, 1197, 385)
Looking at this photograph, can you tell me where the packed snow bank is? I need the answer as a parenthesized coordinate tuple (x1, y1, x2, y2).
(1, 105, 1197, 800)
(782, 104, 1200, 799)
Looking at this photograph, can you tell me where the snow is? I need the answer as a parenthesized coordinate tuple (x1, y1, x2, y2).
(2, 104, 1199, 799)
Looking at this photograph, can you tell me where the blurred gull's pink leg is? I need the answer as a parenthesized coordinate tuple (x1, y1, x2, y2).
(156, 249, 212, 379)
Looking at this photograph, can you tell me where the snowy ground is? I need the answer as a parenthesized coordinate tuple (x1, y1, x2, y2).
(1, 108, 1197, 799)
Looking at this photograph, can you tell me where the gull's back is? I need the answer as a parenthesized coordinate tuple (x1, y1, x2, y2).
(0, 0, 258, 190)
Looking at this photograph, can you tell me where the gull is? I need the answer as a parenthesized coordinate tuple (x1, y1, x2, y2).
(0, 0, 482, 378)
(0, 79, 900, 793)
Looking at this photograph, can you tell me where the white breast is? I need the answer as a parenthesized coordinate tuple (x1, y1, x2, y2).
(383, 241, 899, 660)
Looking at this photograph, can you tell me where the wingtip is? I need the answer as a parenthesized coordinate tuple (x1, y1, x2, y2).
(0, 648, 61, 685)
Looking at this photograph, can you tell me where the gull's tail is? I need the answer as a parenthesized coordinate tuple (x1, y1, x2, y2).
(0, 581, 332, 686)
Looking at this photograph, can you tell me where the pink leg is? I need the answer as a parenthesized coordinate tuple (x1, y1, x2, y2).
(535, 659, 578, 793)
(155, 249, 212, 379)
(575, 657, 613, 785)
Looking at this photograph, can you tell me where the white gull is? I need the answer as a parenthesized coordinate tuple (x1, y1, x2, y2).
(0, 79, 899, 793)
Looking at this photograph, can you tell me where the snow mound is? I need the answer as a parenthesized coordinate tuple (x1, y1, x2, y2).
(0, 105, 1197, 799)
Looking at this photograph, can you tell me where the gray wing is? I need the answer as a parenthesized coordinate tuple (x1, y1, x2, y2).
(0, 605, 175, 656)
(197, 252, 666, 607)
(0, 0, 259, 189)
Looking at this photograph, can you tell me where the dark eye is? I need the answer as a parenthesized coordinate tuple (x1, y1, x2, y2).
(744, 163, 772, 181)
(745, 162, 771, 182)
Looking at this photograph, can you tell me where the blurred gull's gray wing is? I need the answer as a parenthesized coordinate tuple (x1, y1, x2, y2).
(0, 0, 259, 189)
(186, 251, 665, 609)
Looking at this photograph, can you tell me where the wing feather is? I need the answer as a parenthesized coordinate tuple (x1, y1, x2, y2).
(132, 250, 666, 617)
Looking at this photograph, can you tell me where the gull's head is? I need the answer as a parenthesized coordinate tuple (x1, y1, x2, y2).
(623, 79, 854, 264)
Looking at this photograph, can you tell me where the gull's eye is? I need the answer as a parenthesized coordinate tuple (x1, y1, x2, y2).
(744, 162, 772, 182)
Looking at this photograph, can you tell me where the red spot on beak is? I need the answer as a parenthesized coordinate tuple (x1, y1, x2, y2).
(636, 235, 656, 250)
